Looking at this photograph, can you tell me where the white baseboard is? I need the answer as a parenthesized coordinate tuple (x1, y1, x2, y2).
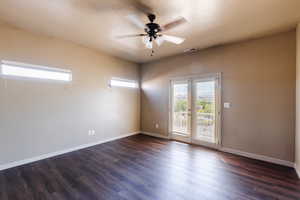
(221, 147, 294, 167)
(1, 131, 298, 177)
(141, 131, 170, 139)
(140, 132, 295, 168)
(0, 131, 140, 171)
(295, 164, 300, 178)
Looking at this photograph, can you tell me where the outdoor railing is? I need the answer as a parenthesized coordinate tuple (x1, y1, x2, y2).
(173, 112, 215, 138)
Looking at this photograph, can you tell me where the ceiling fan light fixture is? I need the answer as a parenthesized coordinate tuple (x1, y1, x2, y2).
(145, 41, 153, 49)
(142, 36, 150, 44)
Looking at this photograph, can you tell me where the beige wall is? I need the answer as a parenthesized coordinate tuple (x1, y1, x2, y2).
(0, 23, 140, 165)
(296, 24, 300, 174)
(141, 31, 296, 162)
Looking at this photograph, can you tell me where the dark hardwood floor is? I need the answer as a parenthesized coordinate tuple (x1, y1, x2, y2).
(0, 134, 299, 200)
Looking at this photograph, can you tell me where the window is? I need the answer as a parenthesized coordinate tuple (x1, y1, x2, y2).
(110, 77, 138, 88)
(1, 60, 72, 82)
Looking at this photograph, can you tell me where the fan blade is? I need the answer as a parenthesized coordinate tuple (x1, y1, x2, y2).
(163, 35, 185, 44)
(127, 14, 145, 29)
(155, 36, 165, 46)
(161, 17, 187, 32)
(117, 34, 147, 39)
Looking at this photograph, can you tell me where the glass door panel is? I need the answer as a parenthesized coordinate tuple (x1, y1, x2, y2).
(193, 80, 216, 144)
(171, 81, 190, 136)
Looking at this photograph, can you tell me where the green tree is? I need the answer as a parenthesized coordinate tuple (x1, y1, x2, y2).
(197, 100, 215, 113)
(175, 100, 187, 112)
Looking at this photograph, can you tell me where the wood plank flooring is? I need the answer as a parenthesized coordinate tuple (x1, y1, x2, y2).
(0, 134, 299, 200)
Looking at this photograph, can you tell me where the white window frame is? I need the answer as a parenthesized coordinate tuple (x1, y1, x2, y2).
(0, 60, 72, 82)
(110, 77, 139, 88)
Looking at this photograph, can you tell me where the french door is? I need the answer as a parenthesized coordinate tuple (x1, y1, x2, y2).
(170, 74, 221, 148)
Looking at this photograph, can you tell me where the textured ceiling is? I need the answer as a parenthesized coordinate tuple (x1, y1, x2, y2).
(0, 0, 300, 63)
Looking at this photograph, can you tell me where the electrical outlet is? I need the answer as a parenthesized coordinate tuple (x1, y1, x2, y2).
(88, 130, 96, 136)
(155, 123, 159, 129)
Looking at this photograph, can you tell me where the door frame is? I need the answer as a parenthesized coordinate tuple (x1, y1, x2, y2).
(168, 73, 222, 149)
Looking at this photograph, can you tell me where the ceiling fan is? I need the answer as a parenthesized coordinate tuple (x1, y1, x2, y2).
(74, 0, 187, 54)
(118, 13, 187, 51)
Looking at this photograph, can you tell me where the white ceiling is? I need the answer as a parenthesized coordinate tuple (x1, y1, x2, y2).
(0, 0, 300, 63)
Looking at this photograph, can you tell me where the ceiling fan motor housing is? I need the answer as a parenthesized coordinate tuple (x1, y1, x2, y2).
(148, 14, 156, 22)
(144, 14, 161, 41)
(145, 22, 161, 40)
